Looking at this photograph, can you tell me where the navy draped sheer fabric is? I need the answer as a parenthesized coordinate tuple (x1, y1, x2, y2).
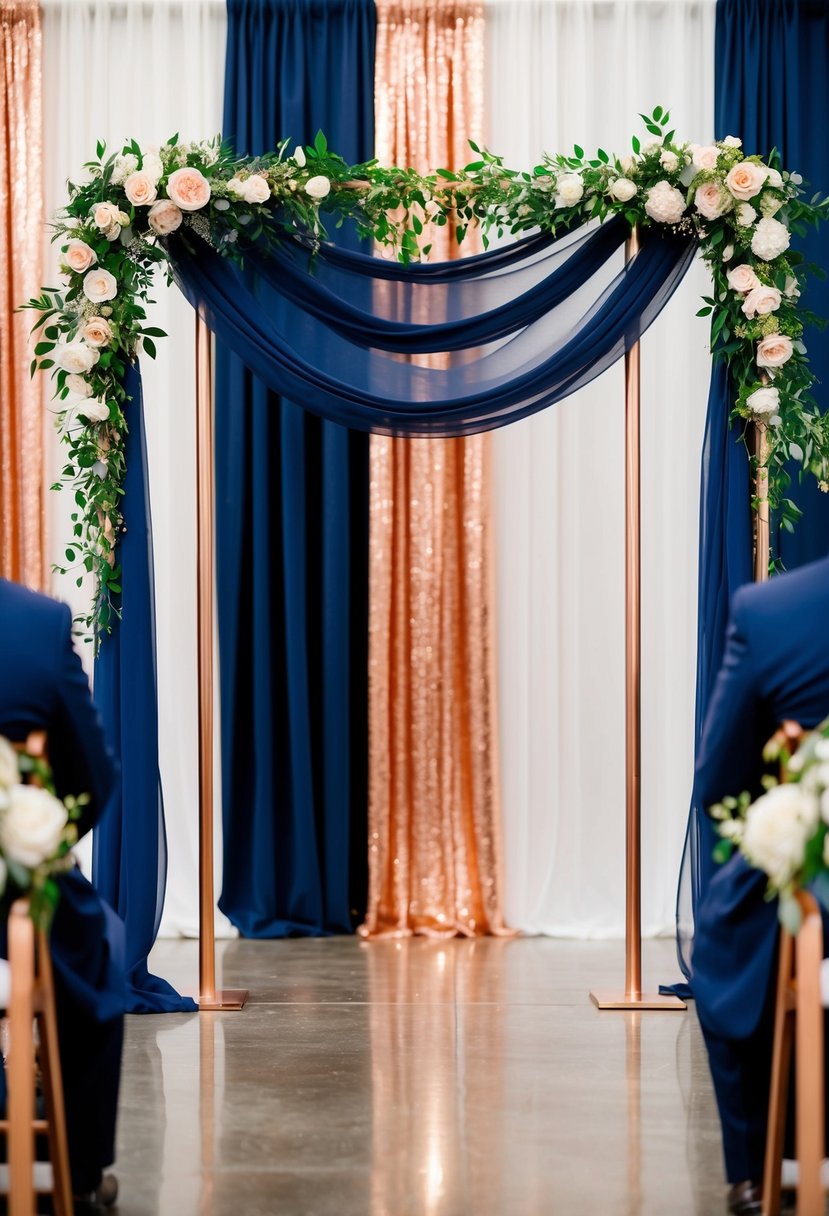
(216, 0, 375, 937)
(93, 364, 197, 1013)
(674, 0, 829, 982)
(171, 219, 696, 437)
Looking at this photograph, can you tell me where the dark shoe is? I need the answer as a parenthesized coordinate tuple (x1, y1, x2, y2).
(74, 1172, 118, 1212)
(727, 1180, 762, 1216)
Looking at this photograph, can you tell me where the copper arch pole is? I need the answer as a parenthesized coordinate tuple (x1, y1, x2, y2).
(753, 421, 771, 584)
(590, 227, 686, 1012)
(195, 310, 247, 1011)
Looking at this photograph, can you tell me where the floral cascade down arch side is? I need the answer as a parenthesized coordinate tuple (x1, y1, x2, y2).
(22, 108, 829, 644)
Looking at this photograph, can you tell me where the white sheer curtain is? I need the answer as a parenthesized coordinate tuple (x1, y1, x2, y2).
(487, 0, 717, 936)
(40, 0, 232, 936)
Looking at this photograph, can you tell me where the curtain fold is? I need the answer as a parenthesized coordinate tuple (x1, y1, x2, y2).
(0, 0, 44, 587)
(216, 0, 375, 938)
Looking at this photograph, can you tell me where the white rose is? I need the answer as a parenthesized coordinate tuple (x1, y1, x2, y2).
(56, 341, 99, 374)
(141, 151, 164, 184)
(692, 145, 720, 170)
(0, 784, 68, 869)
(83, 268, 118, 303)
(727, 264, 761, 293)
(91, 202, 122, 231)
(305, 175, 331, 200)
(65, 373, 92, 399)
(642, 139, 662, 156)
(742, 783, 817, 888)
(618, 155, 637, 175)
(694, 182, 730, 220)
(63, 239, 98, 274)
(644, 180, 687, 225)
(555, 173, 584, 208)
(242, 175, 271, 205)
(293, 146, 306, 168)
(751, 217, 791, 261)
(0, 738, 18, 788)
(110, 153, 138, 185)
(723, 135, 742, 148)
(81, 317, 113, 347)
(746, 386, 779, 417)
(79, 399, 111, 423)
(166, 166, 212, 211)
(756, 334, 794, 369)
(659, 150, 679, 172)
(104, 222, 122, 242)
(742, 285, 782, 318)
(147, 199, 183, 236)
(609, 178, 637, 203)
(124, 170, 158, 207)
(736, 203, 757, 226)
(766, 168, 784, 190)
(726, 160, 769, 200)
(722, 244, 735, 261)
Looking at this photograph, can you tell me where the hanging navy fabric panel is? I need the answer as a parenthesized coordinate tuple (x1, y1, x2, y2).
(674, 0, 829, 984)
(217, 0, 375, 936)
(93, 364, 197, 1013)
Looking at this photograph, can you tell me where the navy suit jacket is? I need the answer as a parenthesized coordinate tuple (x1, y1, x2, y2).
(692, 554, 829, 1041)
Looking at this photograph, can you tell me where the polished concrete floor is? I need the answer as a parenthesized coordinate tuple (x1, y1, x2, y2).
(113, 937, 727, 1216)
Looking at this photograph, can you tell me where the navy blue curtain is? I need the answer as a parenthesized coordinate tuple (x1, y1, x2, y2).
(675, 0, 829, 981)
(217, 0, 375, 936)
(93, 364, 197, 1013)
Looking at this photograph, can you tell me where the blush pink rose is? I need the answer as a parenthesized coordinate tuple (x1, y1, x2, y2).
(147, 199, 183, 235)
(166, 167, 211, 212)
(692, 145, 720, 171)
(63, 239, 98, 274)
(81, 317, 114, 347)
(92, 202, 122, 231)
(727, 264, 761, 294)
(756, 334, 794, 369)
(124, 170, 158, 207)
(741, 285, 782, 318)
(694, 182, 729, 220)
(83, 268, 118, 304)
(725, 161, 768, 201)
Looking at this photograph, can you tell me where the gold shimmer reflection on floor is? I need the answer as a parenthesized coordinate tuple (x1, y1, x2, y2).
(115, 937, 725, 1216)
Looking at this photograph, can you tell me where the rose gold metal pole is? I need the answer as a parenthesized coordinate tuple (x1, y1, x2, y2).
(195, 310, 247, 1011)
(591, 227, 686, 1012)
(753, 421, 771, 584)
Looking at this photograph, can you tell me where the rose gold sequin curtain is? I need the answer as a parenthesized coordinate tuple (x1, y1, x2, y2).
(0, 0, 43, 587)
(362, 0, 508, 938)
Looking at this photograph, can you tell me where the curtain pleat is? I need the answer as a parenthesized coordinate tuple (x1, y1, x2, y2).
(0, 0, 43, 587)
(363, 0, 509, 938)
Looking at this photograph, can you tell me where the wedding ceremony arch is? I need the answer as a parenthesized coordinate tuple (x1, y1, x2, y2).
(25, 107, 829, 1010)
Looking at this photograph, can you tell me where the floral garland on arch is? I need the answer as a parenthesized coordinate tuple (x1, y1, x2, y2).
(23, 108, 829, 645)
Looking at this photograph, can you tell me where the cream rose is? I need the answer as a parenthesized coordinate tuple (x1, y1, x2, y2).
(56, 341, 99, 374)
(242, 175, 271, 205)
(745, 386, 780, 416)
(305, 175, 331, 201)
(81, 317, 113, 347)
(166, 166, 211, 212)
(618, 155, 637, 175)
(609, 178, 637, 203)
(0, 784, 68, 869)
(694, 182, 729, 220)
(751, 217, 791, 261)
(65, 373, 92, 399)
(147, 199, 183, 235)
(79, 400, 111, 423)
(83, 268, 118, 303)
(92, 202, 122, 231)
(293, 146, 306, 168)
(103, 222, 122, 243)
(736, 203, 757, 227)
(659, 149, 679, 172)
(141, 150, 164, 184)
(742, 285, 782, 318)
(556, 173, 584, 207)
(124, 170, 158, 207)
(742, 784, 817, 888)
(725, 160, 768, 201)
(644, 180, 686, 225)
(756, 334, 794, 369)
(723, 135, 742, 148)
(692, 144, 720, 170)
(0, 737, 18, 789)
(727, 264, 761, 294)
(63, 239, 98, 274)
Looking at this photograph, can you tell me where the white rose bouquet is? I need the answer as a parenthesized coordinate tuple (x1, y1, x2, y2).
(0, 737, 85, 930)
(712, 717, 829, 933)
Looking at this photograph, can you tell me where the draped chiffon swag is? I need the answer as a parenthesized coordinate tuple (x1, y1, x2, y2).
(362, 0, 509, 938)
(0, 0, 44, 587)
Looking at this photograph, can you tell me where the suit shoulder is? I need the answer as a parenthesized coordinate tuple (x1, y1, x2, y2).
(731, 556, 829, 628)
(0, 581, 71, 645)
